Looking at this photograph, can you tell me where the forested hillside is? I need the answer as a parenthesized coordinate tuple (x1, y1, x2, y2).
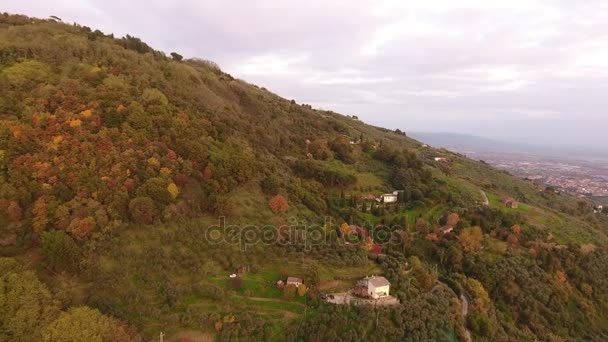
(2, 13, 608, 341)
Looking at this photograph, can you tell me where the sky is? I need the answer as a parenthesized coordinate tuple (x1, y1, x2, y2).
(5, 0, 608, 147)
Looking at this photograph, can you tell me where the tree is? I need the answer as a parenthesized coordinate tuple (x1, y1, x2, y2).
(268, 195, 288, 214)
(6, 201, 22, 222)
(40, 231, 81, 272)
(31, 197, 50, 239)
(308, 139, 333, 160)
(511, 224, 522, 235)
(137, 177, 171, 204)
(305, 265, 321, 287)
(446, 213, 460, 227)
(330, 137, 354, 163)
(68, 216, 96, 240)
(339, 222, 352, 237)
(0, 270, 59, 341)
(128, 197, 156, 224)
(42, 307, 136, 342)
(297, 284, 309, 296)
(214, 320, 223, 332)
(260, 175, 279, 195)
(415, 218, 428, 232)
(167, 183, 179, 200)
(170, 52, 183, 61)
(459, 226, 483, 253)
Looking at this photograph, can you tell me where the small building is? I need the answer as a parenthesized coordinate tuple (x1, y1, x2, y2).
(359, 194, 377, 201)
(286, 277, 303, 287)
(434, 157, 448, 162)
(439, 226, 454, 235)
(378, 194, 398, 204)
(365, 276, 390, 299)
(504, 197, 519, 209)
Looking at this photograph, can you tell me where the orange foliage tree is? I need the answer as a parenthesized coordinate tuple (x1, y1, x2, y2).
(446, 213, 460, 227)
(268, 195, 288, 214)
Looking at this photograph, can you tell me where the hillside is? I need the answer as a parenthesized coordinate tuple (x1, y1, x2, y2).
(2, 13, 608, 341)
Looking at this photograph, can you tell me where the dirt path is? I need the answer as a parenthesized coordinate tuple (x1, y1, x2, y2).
(461, 294, 472, 342)
(481, 190, 489, 206)
(168, 330, 215, 342)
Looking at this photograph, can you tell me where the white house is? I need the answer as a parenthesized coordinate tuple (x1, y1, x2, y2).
(378, 194, 398, 204)
(365, 276, 390, 299)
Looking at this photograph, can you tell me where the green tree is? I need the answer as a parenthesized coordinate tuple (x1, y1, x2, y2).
(42, 307, 136, 342)
(170, 52, 183, 61)
(40, 231, 81, 272)
(0, 270, 59, 341)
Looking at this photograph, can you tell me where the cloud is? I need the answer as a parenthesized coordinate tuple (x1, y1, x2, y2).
(4, 0, 608, 145)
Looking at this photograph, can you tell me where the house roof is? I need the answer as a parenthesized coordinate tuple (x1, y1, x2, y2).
(368, 276, 390, 287)
(287, 277, 302, 283)
(439, 226, 453, 233)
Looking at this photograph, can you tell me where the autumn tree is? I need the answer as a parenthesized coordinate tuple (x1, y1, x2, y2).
(339, 222, 352, 237)
(167, 183, 179, 200)
(6, 201, 22, 222)
(268, 195, 288, 214)
(415, 218, 428, 232)
(446, 213, 460, 227)
(511, 224, 522, 235)
(459, 226, 483, 253)
(297, 284, 309, 297)
(32, 196, 49, 238)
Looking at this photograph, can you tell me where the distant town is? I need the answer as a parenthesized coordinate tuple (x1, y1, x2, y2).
(470, 152, 608, 200)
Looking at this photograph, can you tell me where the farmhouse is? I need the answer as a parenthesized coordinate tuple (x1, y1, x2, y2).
(353, 276, 391, 299)
(365, 276, 390, 299)
(378, 193, 398, 204)
(286, 277, 302, 287)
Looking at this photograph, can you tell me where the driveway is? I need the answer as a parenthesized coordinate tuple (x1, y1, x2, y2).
(326, 292, 399, 306)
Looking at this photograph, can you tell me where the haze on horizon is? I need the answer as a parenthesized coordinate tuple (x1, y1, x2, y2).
(5, 0, 608, 147)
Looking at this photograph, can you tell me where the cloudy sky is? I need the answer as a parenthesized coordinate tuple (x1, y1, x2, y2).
(6, 1, 608, 147)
